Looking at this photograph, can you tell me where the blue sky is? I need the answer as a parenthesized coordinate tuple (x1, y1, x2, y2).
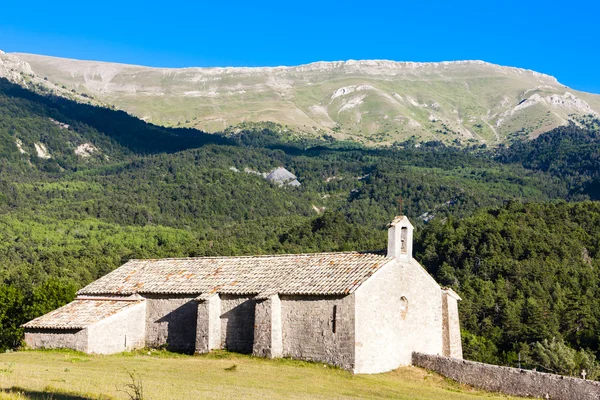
(1, 0, 599, 93)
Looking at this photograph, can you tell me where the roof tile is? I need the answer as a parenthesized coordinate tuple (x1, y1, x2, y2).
(78, 252, 391, 296)
(22, 299, 144, 330)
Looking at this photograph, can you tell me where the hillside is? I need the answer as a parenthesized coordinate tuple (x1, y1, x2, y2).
(2, 76, 600, 376)
(0, 350, 525, 400)
(500, 118, 600, 198)
(3, 51, 600, 145)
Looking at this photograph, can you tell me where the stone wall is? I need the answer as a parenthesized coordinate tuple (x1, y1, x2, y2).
(24, 328, 88, 352)
(354, 258, 444, 374)
(220, 295, 256, 354)
(441, 289, 462, 358)
(354, 260, 401, 373)
(195, 294, 221, 353)
(87, 301, 146, 354)
(280, 295, 355, 370)
(397, 260, 444, 361)
(413, 353, 600, 400)
(252, 294, 282, 358)
(145, 295, 197, 353)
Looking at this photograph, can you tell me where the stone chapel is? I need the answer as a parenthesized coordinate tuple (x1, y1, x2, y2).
(23, 216, 462, 374)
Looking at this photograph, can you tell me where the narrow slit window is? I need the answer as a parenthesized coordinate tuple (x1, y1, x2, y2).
(400, 227, 408, 254)
(332, 305, 337, 333)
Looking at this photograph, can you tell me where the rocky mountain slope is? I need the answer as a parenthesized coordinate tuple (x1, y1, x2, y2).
(2, 51, 600, 145)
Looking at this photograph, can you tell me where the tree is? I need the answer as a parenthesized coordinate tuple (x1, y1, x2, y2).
(0, 285, 24, 350)
(526, 338, 600, 380)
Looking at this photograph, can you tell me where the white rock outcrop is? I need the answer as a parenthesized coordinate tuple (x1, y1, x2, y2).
(15, 138, 27, 154)
(34, 143, 51, 159)
(266, 167, 300, 186)
(496, 92, 597, 127)
(74, 143, 98, 158)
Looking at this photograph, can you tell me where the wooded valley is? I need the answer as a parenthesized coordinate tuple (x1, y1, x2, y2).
(2, 77, 600, 378)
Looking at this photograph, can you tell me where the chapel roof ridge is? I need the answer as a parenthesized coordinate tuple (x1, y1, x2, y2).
(127, 249, 387, 262)
(78, 249, 393, 297)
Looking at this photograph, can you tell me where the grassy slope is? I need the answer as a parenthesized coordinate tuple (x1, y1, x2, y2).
(11, 53, 600, 146)
(0, 351, 521, 400)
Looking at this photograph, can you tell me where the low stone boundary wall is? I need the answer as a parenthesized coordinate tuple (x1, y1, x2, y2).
(412, 352, 600, 400)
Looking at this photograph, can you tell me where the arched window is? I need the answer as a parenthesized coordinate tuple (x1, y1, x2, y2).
(399, 296, 409, 320)
(400, 227, 408, 254)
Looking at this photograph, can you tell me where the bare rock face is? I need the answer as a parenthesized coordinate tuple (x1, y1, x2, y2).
(0, 50, 106, 108)
(74, 143, 99, 158)
(266, 167, 300, 186)
(0, 52, 35, 82)
(15, 138, 27, 154)
(34, 142, 51, 159)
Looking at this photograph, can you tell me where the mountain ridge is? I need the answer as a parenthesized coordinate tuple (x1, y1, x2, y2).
(8, 52, 562, 81)
(2, 51, 599, 145)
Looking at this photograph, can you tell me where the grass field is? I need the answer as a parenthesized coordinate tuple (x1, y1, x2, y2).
(0, 350, 523, 400)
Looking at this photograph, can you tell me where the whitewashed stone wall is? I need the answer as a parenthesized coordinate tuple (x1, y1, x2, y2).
(354, 258, 444, 374)
(280, 295, 355, 370)
(220, 295, 256, 354)
(145, 295, 197, 353)
(87, 301, 146, 354)
(354, 260, 401, 373)
(399, 259, 444, 359)
(24, 329, 88, 352)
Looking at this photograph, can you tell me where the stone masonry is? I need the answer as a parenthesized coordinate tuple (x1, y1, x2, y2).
(281, 295, 355, 370)
(24, 328, 88, 352)
(195, 294, 221, 353)
(144, 295, 197, 353)
(220, 295, 256, 354)
(23, 298, 146, 354)
(86, 300, 146, 354)
(252, 294, 283, 358)
(413, 352, 600, 400)
(442, 288, 463, 358)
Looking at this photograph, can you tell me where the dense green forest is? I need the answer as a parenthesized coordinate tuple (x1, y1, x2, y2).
(499, 117, 600, 200)
(2, 77, 600, 378)
(416, 201, 600, 377)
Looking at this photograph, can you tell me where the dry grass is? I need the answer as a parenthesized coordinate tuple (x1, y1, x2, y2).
(0, 350, 523, 400)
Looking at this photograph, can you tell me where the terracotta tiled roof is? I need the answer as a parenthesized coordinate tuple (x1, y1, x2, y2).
(22, 298, 144, 330)
(78, 252, 391, 296)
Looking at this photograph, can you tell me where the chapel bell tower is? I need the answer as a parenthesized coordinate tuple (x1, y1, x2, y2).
(387, 215, 414, 260)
